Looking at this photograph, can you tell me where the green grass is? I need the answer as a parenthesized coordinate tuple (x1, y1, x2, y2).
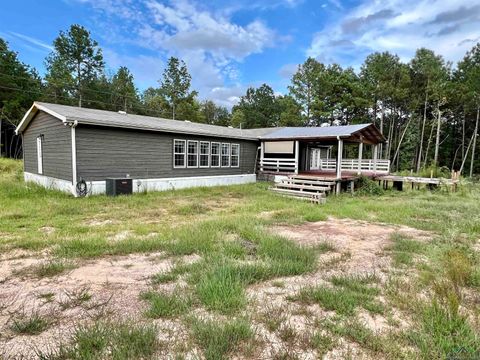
(309, 332, 337, 356)
(295, 274, 383, 316)
(2, 159, 480, 358)
(141, 291, 192, 318)
(387, 233, 425, 266)
(39, 321, 159, 360)
(18, 259, 75, 278)
(408, 301, 480, 359)
(190, 317, 253, 360)
(10, 312, 50, 335)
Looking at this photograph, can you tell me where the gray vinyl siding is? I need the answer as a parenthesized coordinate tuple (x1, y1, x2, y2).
(75, 125, 258, 181)
(23, 111, 72, 181)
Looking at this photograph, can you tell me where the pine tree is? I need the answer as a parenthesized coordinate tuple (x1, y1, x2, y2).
(159, 57, 195, 120)
(46, 24, 104, 107)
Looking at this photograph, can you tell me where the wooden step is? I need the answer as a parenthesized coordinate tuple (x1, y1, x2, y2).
(289, 175, 338, 181)
(282, 178, 335, 186)
(270, 187, 326, 197)
(269, 188, 326, 204)
(275, 183, 331, 192)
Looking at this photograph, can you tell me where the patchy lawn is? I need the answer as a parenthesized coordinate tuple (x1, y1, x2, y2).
(0, 158, 479, 359)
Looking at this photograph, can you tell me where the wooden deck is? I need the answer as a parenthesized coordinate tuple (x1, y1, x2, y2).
(299, 170, 379, 180)
(375, 174, 459, 185)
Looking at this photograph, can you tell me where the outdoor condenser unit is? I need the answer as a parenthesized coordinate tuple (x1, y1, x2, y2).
(105, 178, 133, 196)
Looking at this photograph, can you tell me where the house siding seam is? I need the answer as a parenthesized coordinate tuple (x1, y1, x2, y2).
(22, 111, 73, 181)
(75, 125, 259, 181)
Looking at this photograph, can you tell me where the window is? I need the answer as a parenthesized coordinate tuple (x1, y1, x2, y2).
(174, 139, 186, 168)
(36, 136, 43, 174)
(200, 141, 210, 168)
(187, 140, 198, 168)
(211, 142, 220, 167)
(231, 144, 240, 167)
(221, 143, 230, 167)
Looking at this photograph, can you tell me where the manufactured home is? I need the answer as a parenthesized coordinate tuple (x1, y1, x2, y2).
(16, 102, 388, 197)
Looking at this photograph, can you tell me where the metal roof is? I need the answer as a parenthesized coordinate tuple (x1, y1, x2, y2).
(261, 124, 371, 139)
(16, 102, 385, 144)
(16, 102, 270, 140)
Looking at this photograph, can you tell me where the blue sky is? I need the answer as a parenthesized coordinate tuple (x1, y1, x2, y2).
(1, 0, 479, 107)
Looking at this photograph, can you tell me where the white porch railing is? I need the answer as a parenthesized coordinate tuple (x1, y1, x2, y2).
(260, 158, 390, 173)
(260, 158, 296, 172)
(318, 159, 390, 173)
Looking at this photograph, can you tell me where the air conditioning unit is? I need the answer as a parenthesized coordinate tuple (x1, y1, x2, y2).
(105, 178, 133, 196)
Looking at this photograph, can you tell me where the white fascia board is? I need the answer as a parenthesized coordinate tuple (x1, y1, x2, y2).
(15, 102, 68, 134)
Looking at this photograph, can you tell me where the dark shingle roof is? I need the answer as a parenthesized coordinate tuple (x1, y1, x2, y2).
(16, 102, 384, 143)
(25, 102, 270, 140)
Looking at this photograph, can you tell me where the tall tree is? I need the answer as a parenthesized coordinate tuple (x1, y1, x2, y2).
(233, 84, 279, 128)
(44, 54, 74, 104)
(457, 43, 480, 177)
(277, 95, 303, 126)
(200, 100, 231, 126)
(0, 38, 42, 157)
(410, 49, 448, 170)
(111, 66, 138, 112)
(159, 57, 194, 120)
(361, 52, 400, 132)
(289, 58, 324, 124)
(45, 24, 104, 107)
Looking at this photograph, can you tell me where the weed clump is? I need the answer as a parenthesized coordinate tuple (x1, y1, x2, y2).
(191, 317, 253, 360)
(10, 312, 50, 335)
(355, 176, 384, 196)
(38, 321, 159, 359)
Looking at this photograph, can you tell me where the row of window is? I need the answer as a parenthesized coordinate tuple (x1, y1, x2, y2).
(174, 140, 240, 169)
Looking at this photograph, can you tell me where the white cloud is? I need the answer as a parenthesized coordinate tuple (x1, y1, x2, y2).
(307, 0, 480, 68)
(143, 0, 275, 62)
(103, 48, 165, 89)
(4, 32, 53, 52)
(72, 0, 279, 108)
(278, 63, 298, 79)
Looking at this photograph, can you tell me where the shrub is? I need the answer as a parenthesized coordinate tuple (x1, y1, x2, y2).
(355, 176, 384, 196)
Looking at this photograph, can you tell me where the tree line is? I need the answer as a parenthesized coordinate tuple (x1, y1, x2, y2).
(0, 24, 479, 176)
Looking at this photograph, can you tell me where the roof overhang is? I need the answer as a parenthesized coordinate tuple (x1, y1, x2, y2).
(260, 124, 386, 145)
(15, 102, 69, 134)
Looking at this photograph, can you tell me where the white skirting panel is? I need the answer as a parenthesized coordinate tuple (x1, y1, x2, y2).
(25, 172, 257, 196)
(24, 172, 75, 195)
(88, 174, 257, 195)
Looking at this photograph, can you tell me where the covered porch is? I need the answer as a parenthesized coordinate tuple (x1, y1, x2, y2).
(258, 124, 388, 193)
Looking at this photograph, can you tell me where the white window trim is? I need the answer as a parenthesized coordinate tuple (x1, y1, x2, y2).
(199, 141, 210, 168)
(231, 143, 240, 168)
(211, 142, 220, 168)
(37, 136, 43, 174)
(187, 140, 199, 168)
(221, 143, 231, 168)
(173, 139, 186, 169)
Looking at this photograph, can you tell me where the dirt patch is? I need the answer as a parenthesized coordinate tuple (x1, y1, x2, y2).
(243, 218, 433, 358)
(84, 218, 118, 227)
(272, 217, 431, 274)
(38, 226, 55, 235)
(0, 252, 200, 359)
(0, 217, 432, 359)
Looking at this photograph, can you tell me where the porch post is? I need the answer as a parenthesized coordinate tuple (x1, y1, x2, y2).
(260, 141, 265, 172)
(336, 138, 343, 179)
(373, 144, 378, 174)
(336, 138, 343, 194)
(294, 140, 300, 174)
(357, 142, 363, 175)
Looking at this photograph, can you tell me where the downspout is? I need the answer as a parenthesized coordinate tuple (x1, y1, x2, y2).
(70, 120, 78, 197)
